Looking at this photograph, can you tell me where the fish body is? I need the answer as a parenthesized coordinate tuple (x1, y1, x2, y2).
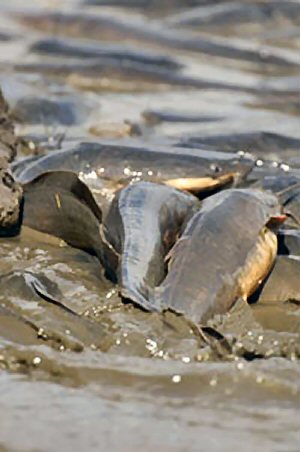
(30, 37, 182, 71)
(17, 11, 300, 67)
(250, 255, 300, 304)
(177, 131, 300, 155)
(14, 141, 253, 189)
(103, 181, 199, 310)
(278, 229, 300, 255)
(22, 171, 104, 259)
(154, 189, 282, 323)
(281, 191, 300, 228)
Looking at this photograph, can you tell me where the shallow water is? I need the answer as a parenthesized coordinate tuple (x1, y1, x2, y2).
(0, 0, 300, 450)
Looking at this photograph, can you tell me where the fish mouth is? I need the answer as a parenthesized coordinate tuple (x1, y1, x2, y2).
(265, 214, 287, 229)
(163, 172, 237, 194)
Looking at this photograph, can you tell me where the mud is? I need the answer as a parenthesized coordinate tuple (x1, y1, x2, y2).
(0, 89, 23, 235)
(0, 1, 299, 451)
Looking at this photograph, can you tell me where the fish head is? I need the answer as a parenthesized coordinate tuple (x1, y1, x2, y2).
(164, 152, 254, 197)
(265, 214, 287, 231)
(200, 149, 255, 179)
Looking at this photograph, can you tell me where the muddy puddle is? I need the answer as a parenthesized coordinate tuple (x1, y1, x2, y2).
(0, 1, 300, 451)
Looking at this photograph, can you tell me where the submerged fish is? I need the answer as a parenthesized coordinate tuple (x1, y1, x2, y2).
(154, 188, 284, 324)
(13, 59, 254, 93)
(177, 131, 300, 156)
(17, 11, 300, 67)
(280, 187, 300, 228)
(252, 175, 300, 228)
(14, 141, 253, 195)
(0, 270, 64, 309)
(0, 270, 107, 349)
(102, 181, 199, 309)
(22, 171, 105, 261)
(278, 229, 300, 255)
(13, 96, 88, 126)
(166, 1, 300, 29)
(142, 109, 224, 125)
(84, 0, 201, 9)
(254, 174, 300, 194)
(30, 37, 182, 71)
(250, 255, 300, 304)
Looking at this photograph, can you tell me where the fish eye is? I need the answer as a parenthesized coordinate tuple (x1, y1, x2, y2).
(210, 164, 222, 173)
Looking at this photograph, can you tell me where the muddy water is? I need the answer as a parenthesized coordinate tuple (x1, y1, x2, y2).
(0, 1, 300, 450)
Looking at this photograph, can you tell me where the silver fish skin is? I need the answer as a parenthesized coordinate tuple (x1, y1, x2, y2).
(13, 141, 254, 186)
(154, 188, 282, 324)
(103, 181, 199, 310)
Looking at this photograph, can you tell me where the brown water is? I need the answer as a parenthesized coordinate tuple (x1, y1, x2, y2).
(0, 1, 300, 450)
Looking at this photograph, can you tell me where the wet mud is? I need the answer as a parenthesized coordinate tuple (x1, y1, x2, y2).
(0, 89, 23, 236)
(0, 1, 299, 451)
